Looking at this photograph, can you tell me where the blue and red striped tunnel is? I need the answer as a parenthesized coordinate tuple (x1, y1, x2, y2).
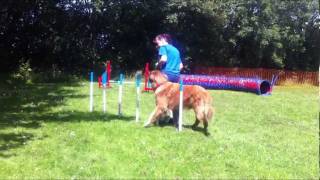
(180, 74, 272, 95)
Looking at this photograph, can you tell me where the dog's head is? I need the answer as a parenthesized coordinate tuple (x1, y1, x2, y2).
(149, 70, 168, 88)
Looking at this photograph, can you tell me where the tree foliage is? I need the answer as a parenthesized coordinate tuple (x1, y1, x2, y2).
(0, 0, 319, 74)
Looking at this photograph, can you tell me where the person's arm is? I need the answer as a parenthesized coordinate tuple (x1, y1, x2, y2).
(156, 46, 167, 69)
(156, 55, 167, 69)
(158, 46, 167, 63)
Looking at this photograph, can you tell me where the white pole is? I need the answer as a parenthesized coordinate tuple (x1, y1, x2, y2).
(89, 72, 94, 112)
(178, 80, 183, 132)
(136, 86, 141, 122)
(118, 84, 122, 116)
(135, 71, 142, 122)
(118, 74, 123, 116)
(103, 84, 106, 113)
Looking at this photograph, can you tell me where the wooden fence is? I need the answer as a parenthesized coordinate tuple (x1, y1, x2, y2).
(192, 66, 319, 86)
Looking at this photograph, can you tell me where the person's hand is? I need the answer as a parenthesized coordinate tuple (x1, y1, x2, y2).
(179, 63, 183, 70)
(156, 61, 165, 70)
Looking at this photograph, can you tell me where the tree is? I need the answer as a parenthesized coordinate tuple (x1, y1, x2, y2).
(0, 0, 318, 74)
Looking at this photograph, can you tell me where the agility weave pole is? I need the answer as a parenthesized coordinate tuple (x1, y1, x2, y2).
(135, 71, 142, 122)
(89, 72, 94, 112)
(102, 72, 107, 113)
(89, 72, 140, 121)
(88, 64, 185, 132)
(118, 74, 124, 116)
(90, 71, 106, 113)
(178, 79, 184, 132)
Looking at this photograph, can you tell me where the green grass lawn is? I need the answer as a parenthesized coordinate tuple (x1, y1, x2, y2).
(0, 80, 318, 179)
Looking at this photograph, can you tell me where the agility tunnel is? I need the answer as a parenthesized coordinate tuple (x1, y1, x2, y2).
(143, 63, 276, 95)
(180, 74, 273, 95)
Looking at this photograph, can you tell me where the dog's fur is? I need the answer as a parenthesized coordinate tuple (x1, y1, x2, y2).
(144, 70, 214, 136)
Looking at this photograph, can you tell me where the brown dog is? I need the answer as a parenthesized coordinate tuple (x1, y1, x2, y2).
(144, 70, 214, 136)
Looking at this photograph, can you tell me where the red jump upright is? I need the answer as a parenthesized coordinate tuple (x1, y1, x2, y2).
(98, 60, 112, 88)
(144, 63, 153, 92)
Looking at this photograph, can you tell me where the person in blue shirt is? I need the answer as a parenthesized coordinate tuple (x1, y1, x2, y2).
(153, 34, 183, 82)
(153, 34, 183, 127)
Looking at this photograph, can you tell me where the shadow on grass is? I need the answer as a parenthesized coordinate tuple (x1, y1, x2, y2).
(31, 111, 135, 123)
(0, 132, 34, 158)
(0, 82, 85, 130)
(183, 124, 210, 136)
(1, 81, 135, 157)
(0, 80, 139, 157)
(155, 119, 210, 136)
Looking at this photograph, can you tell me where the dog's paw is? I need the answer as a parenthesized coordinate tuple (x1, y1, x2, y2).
(144, 122, 151, 128)
(167, 110, 173, 119)
(204, 131, 211, 136)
